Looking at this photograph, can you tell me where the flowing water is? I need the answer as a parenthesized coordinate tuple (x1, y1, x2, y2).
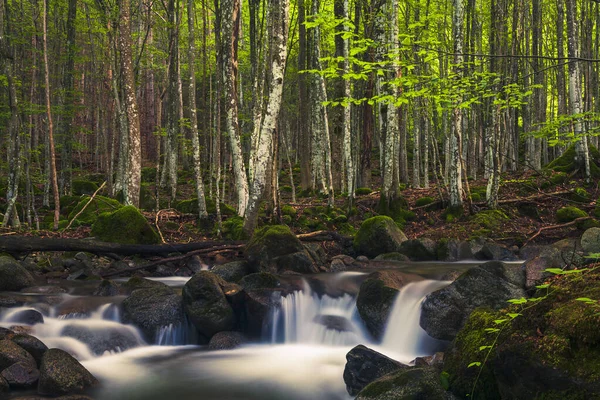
(0, 266, 463, 399)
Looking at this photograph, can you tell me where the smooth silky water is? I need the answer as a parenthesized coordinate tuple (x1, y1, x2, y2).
(0, 263, 479, 399)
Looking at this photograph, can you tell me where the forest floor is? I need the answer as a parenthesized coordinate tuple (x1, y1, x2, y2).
(6, 167, 597, 257)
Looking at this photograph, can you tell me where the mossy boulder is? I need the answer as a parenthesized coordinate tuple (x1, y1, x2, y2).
(91, 205, 160, 244)
(373, 252, 410, 262)
(59, 195, 83, 216)
(421, 261, 526, 341)
(239, 272, 281, 291)
(355, 187, 373, 196)
(38, 348, 98, 396)
(281, 205, 297, 217)
(356, 367, 455, 400)
(445, 269, 600, 400)
(0, 256, 35, 291)
(182, 271, 236, 340)
(245, 225, 318, 274)
(343, 345, 406, 396)
(556, 206, 588, 223)
(71, 180, 99, 196)
(67, 195, 122, 226)
(415, 196, 435, 207)
(399, 238, 438, 261)
(442, 205, 464, 223)
(356, 270, 417, 339)
(121, 282, 184, 341)
(211, 261, 251, 283)
(221, 216, 247, 240)
(354, 216, 408, 258)
(471, 210, 509, 230)
(545, 144, 600, 177)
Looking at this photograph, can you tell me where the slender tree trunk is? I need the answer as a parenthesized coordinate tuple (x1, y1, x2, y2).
(164, 0, 180, 200)
(42, 0, 60, 229)
(188, 0, 208, 218)
(297, 0, 312, 190)
(449, 0, 464, 207)
(244, 0, 290, 234)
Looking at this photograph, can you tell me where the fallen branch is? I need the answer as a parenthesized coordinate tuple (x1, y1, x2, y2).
(155, 209, 167, 244)
(100, 244, 244, 278)
(64, 181, 107, 231)
(525, 216, 591, 245)
(485, 190, 572, 205)
(296, 230, 351, 242)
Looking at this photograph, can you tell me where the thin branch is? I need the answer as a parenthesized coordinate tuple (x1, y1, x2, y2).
(64, 181, 107, 231)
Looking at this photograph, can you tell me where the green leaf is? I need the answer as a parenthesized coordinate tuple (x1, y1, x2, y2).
(507, 298, 527, 305)
(468, 362, 482, 368)
(479, 345, 493, 351)
(493, 319, 508, 325)
(507, 313, 521, 319)
(535, 284, 550, 289)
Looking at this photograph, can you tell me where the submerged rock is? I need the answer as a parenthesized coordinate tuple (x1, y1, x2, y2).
(343, 345, 406, 396)
(61, 324, 142, 355)
(38, 349, 98, 396)
(0, 256, 35, 291)
(356, 270, 417, 340)
(356, 367, 456, 400)
(5, 309, 44, 325)
(420, 261, 526, 341)
(182, 271, 235, 340)
(208, 331, 248, 350)
(353, 216, 408, 258)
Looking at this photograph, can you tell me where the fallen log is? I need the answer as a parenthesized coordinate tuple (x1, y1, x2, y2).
(0, 236, 245, 256)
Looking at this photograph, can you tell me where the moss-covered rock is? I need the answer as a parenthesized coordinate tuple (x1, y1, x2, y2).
(91, 205, 160, 244)
(356, 367, 454, 400)
(471, 210, 509, 230)
(221, 216, 247, 240)
(377, 196, 414, 226)
(354, 216, 408, 258)
(546, 144, 600, 177)
(415, 196, 435, 207)
(442, 205, 464, 223)
(0, 256, 35, 291)
(239, 272, 281, 291)
(445, 269, 600, 400)
(355, 187, 373, 196)
(571, 187, 590, 202)
(211, 261, 251, 283)
(67, 195, 122, 226)
(556, 206, 588, 223)
(71, 180, 99, 196)
(59, 195, 83, 216)
(38, 348, 98, 396)
(343, 345, 406, 396)
(281, 205, 297, 217)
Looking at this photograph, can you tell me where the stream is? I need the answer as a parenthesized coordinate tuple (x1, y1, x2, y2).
(0, 262, 486, 399)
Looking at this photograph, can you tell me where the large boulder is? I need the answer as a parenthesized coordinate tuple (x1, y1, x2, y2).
(208, 331, 248, 350)
(239, 272, 281, 291)
(67, 195, 122, 226)
(38, 349, 98, 396)
(5, 309, 44, 325)
(8, 334, 48, 366)
(581, 227, 600, 254)
(211, 261, 251, 283)
(121, 281, 183, 341)
(245, 225, 319, 274)
(243, 289, 282, 338)
(420, 261, 526, 341)
(182, 271, 236, 340)
(343, 345, 406, 396)
(0, 340, 37, 371)
(0, 375, 7, 393)
(91, 205, 160, 244)
(0, 256, 35, 291)
(356, 271, 417, 339)
(354, 216, 408, 258)
(1, 360, 39, 388)
(356, 367, 456, 400)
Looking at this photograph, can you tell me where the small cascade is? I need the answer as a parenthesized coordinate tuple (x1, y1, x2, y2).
(271, 282, 370, 346)
(156, 316, 199, 345)
(381, 280, 450, 361)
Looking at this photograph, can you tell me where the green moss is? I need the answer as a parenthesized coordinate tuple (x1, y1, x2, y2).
(72, 180, 99, 196)
(67, 195, 122, 225)
(354, 216, 407, 258)
(247, 225, 302, 258)
(595, 198, 600, 219)
(546, 144, 600, 178)
(556, 206, 587, 223)
(141, 167, 157, 183)
(415, 196, 435, 207)
(470, 193, 482, 202)
(139, 185, 156, 211)
(221, 216, 247, 240)
(442, 205, 464, 223)
(281, 185, 293, 193)
(281, 205, 297, 217)
(91, 205, 160, 244)
(59, 195, 82, 216)
(376, 196, 411, 225)
(571, 187, 590, 203)
(175, 198, 236, 216)
(239, 272, 281, 291)
(471, 209, 509, 230)
(355, 187, 373, 196)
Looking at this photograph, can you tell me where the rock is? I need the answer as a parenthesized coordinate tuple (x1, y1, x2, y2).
(556, 206, 587, 223)
(550, 238, 586, 268)
(475, 242, 518, 261)
(122, 283, 183, 341)
(210, 261, 251, 282)
(61, 323, 142, 355)
(356, 367, 456, 400)
(374, 252, 411, 262)
(1, 361, 39, 388)
(343, 345, 406, 396)
(9, 334, 48, 367)
(0, 340, 37, 371)
(436, 239, 462, 261)
(91, 205, 160, 244)
(122, 276, 166, 293)
(420, 261, 527, 341)
(239, 272, 281, 291)
(413, 352, 445, 369)
(0, 294, 23, 307)
(353, 216, 408, 258)
(182, 271, 236, 340)
(581, 227, 600, 254)
(186, 255, 206, 273)
(208, 331, 248, 350)
(5, 309, 44, 325)
(66, 195, 122, 226)
(245, 225, 318, 274)
(518, 244, 561, 261)
(0, 375, 7, 393)
(92, 279, 120, 296)
(398, 238, 437, 261)
(356, 255, 369, 262)
(20, 286, 66, 294)
(313, 315, 354, 332)
(356, 271, 417, 339)
(0, 256, 35, 291)
(303, 243, 327, 267)
(37, 349, 98, 396)
(243, 289, 281, 338)
(523, 256, 556, 289)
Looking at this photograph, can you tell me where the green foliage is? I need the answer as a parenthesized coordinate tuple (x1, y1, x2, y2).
(556, 206, 588, 223)
(91, 205, 160, 244)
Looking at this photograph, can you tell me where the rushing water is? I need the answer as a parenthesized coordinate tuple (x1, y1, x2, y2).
(0, 269, 455, 399)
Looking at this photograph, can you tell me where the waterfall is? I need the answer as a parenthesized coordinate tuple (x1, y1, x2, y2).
(381, 280, 450, 361)
(271, 282, 370, 346)
(156, 316, 199, 345)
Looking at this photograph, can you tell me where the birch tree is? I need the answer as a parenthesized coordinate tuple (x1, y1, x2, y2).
(449, 0, 464, 207)
(243, 0, 290, 234)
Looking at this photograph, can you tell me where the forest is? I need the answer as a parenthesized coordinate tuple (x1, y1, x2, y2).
(2, 0, 600, 399)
